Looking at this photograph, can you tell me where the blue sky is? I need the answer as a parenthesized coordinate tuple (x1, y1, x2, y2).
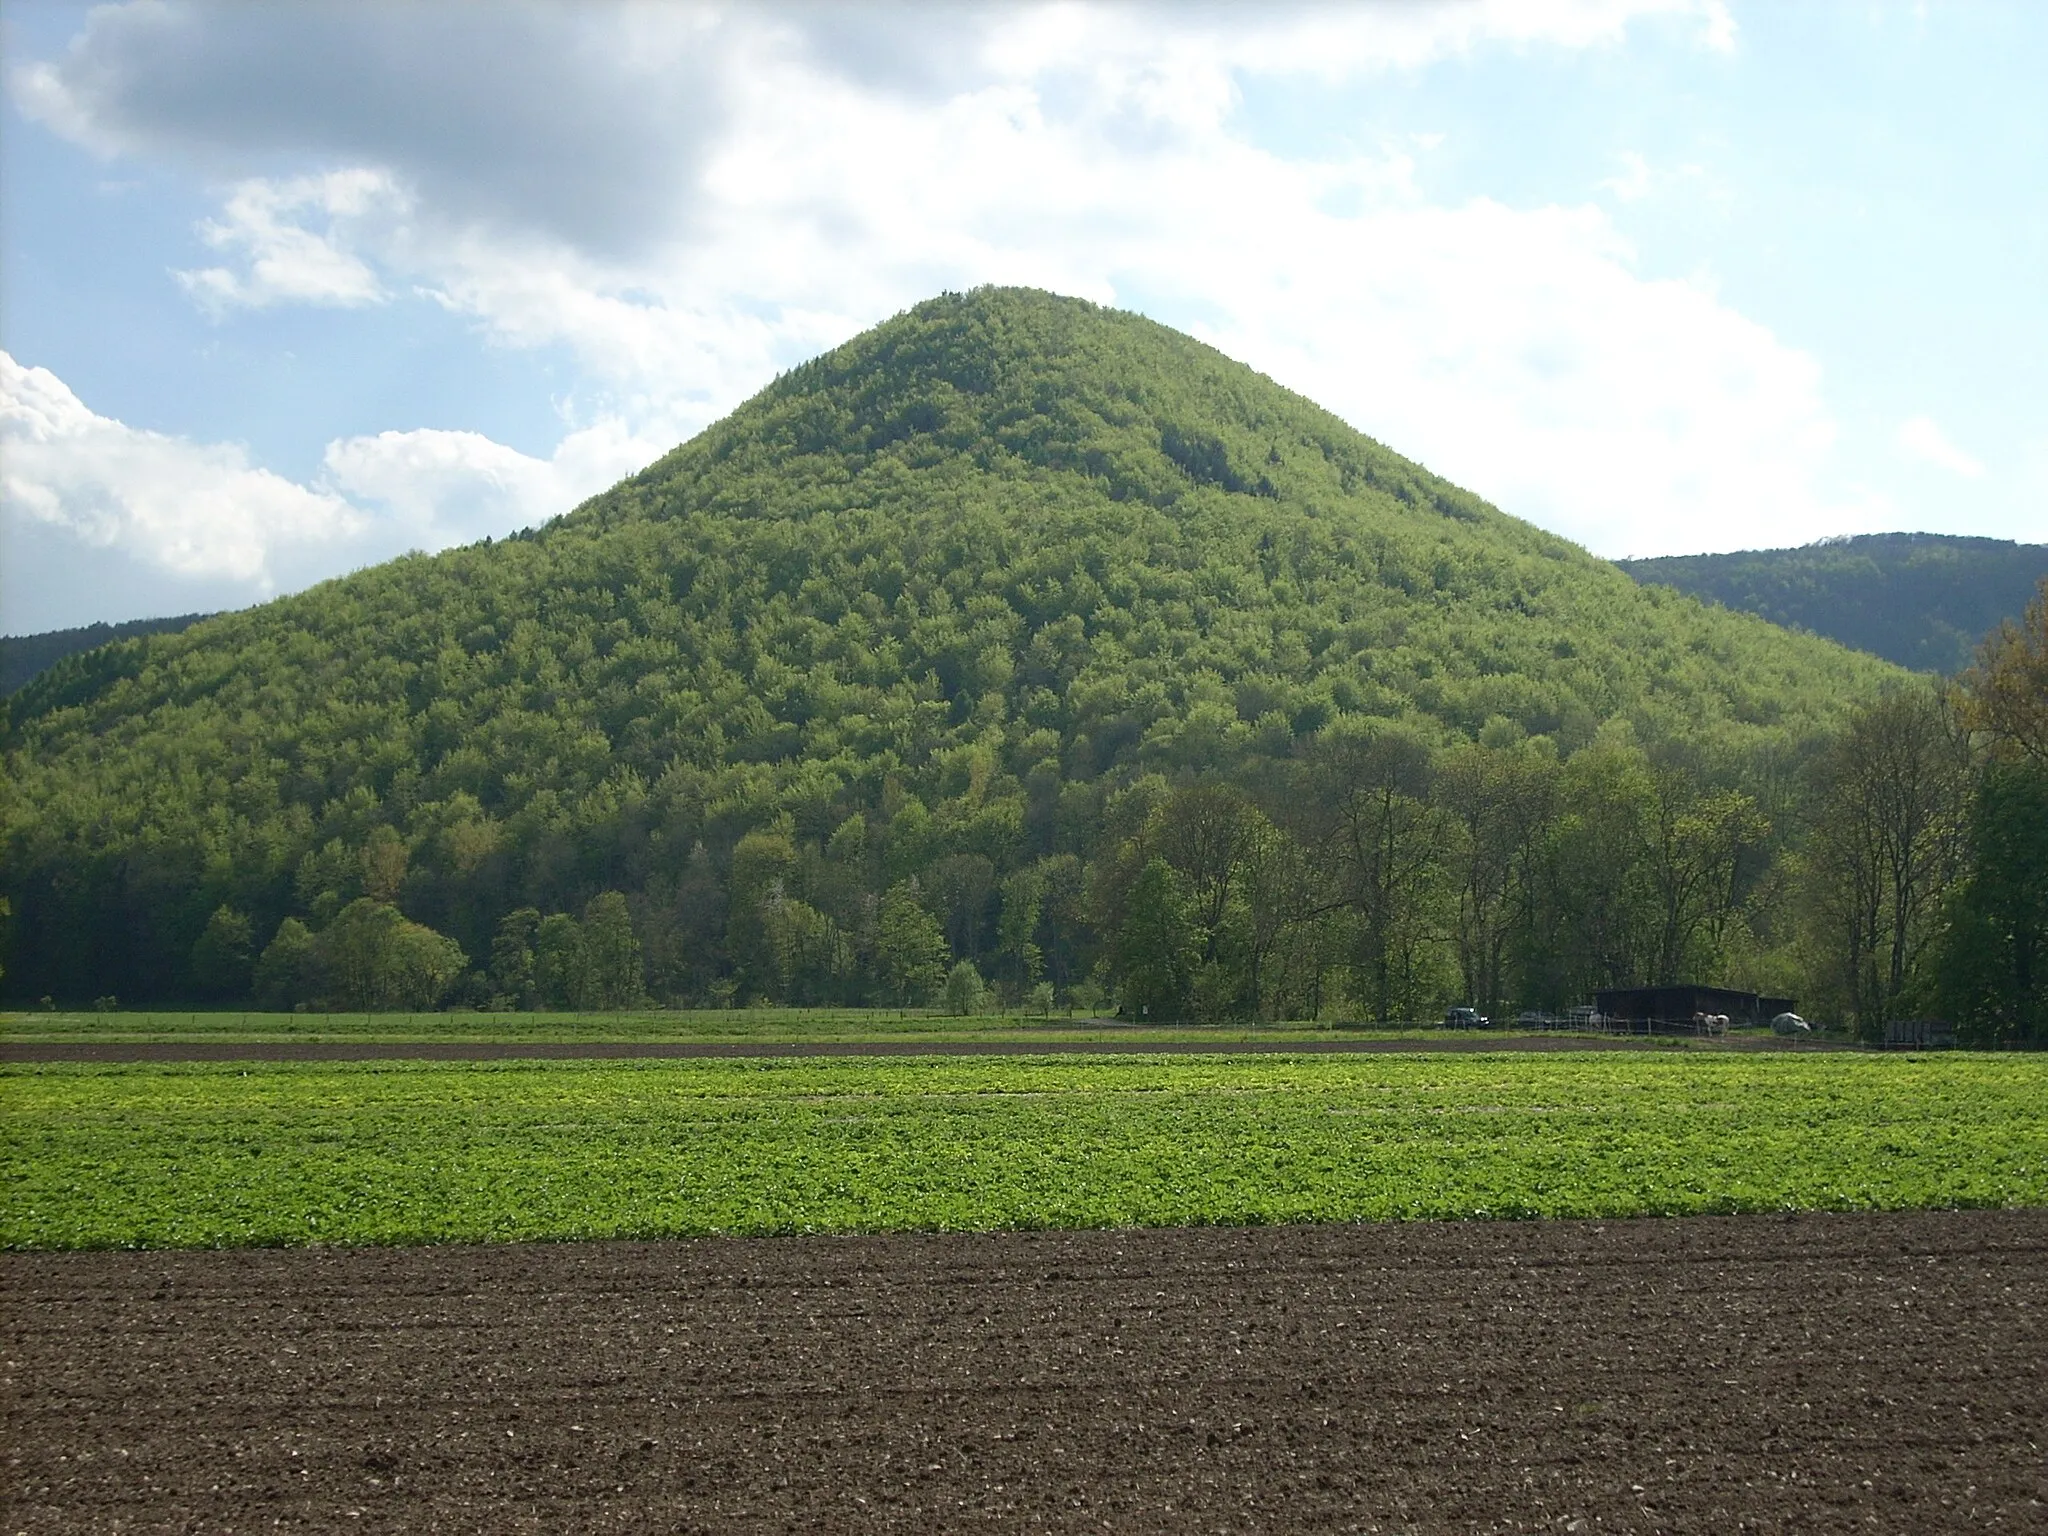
(3, 0, 2042, 634)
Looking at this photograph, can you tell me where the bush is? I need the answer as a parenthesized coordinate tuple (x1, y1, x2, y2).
(945, 960, 986, 1016)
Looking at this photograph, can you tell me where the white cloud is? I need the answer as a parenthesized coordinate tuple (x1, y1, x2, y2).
(1897, 415, 1985, 479)
(176, 169, 403, 313)
(0, 350, 358, 586)
(11, 2, 1739, 265)
(0, 353, 653, 620)
(13, 0, 1813, 574)
(8, 3, 731, 257)
(1189, 200, 1864, 558)
(322, 420, 667, 543)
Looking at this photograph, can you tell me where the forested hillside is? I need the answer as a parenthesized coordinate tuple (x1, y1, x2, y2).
(11, 287, 2032, 1039)
(1, 613, 214, 696)
(1621, 533, 2048, 674)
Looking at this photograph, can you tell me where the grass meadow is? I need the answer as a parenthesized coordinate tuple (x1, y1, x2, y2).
(0, 1007, 1501, 1046)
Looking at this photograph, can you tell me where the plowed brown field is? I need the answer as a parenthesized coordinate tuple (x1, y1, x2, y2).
(4, 1210, 2043, 1534)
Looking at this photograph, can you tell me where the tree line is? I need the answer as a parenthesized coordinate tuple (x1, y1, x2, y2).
(106, 583, 2044, 1045)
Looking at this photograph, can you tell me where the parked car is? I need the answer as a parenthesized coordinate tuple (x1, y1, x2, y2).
(1443, 1007, 1489, 1029)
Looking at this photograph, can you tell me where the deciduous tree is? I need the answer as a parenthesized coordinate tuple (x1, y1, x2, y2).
(489, 908, 541, 1009)
(254, 917, 317, 1010)
(1113, 857, 1199, 1025)
(1303, 724, 1446, 1022)
(1803, 687, 1972, 1036)
(575, 891, 643, 1010)
(945, 959, 986, 1016)
(875, 880, 947, 1005)
(189, 905, 255, 1001)
(316, 899, 467, 1012)
(1961, 577, 2048, 767)
(533, 912, 584, 1010)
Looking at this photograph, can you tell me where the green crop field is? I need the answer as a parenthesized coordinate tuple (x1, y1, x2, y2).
(5, 1052, 2041, 1251)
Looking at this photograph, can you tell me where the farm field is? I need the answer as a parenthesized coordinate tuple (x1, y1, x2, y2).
(5, 1052, 2042, 1251)
(6, 1210, 2043, 1533)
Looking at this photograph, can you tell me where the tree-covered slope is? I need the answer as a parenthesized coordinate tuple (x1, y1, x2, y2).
(1621, 533, 2048, 674)
(1, 288, 1898, 1005)
(0, 612, 215, 697)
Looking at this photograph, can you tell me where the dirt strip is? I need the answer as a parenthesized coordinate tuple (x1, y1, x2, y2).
(0, 1033, 1843, 1064)
(4, 1210, 2042, 1534)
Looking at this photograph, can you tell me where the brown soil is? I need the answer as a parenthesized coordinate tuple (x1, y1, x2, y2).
(0, 1033, 1846, 1064)
(4, 1211, 2042, 1533)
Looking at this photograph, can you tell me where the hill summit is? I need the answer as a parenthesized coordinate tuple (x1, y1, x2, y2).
(2, 287, 1896, 1008)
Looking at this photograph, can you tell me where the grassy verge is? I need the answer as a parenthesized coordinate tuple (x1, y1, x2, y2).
(0, 1007, 1506, 1046)
(5, 1052, 2040, 1250)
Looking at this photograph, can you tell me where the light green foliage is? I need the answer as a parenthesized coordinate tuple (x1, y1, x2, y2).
(1113, 858, 1199, 1023)
(875, 882, 948, 1005)
(1, 613, 213, 697)
(1435, 741, 1554, 1020)
(1300, 723, 1448, 1022)
(358, 824, 408, 903)
(727, 828, 799, 997)
(4, 1054, 2042, 1250)
(575, 891, 643, 1009)
(3, 289, 1897, 1010)
(944, 959, 986, 1015)
(314, 899, 467, 1011)
(994, 864, 1044, 998)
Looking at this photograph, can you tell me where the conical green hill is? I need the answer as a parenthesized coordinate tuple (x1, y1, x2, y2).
(2, 287, 1895, 1001)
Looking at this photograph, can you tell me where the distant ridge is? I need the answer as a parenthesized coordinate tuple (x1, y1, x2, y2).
(1620, 532, 2048, 673)
(1, 613, 218, 696)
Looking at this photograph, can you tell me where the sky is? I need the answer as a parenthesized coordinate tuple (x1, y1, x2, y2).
(2, 0, 2043, 635)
